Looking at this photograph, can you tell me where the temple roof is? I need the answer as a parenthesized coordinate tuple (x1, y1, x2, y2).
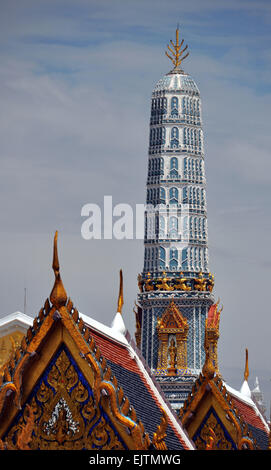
(84, 315, 193, 450)
(0, 232, 194, 451)
(0, 305, 193, 450)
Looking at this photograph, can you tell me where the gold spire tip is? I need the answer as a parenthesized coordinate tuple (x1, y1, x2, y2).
(244, 348, 249, 382)
(53, 231, 60, 274)
(165, 27, 189, 70)
(50, 231, 67, 309)
(117, 269, 124, 314)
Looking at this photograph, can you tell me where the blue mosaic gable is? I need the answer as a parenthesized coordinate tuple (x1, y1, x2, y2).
(192, 406, 236, 450)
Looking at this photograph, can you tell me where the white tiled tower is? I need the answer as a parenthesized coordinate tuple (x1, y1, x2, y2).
(137, 28, 215, 409)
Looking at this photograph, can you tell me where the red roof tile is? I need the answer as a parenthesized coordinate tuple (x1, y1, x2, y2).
(231, 396, 267, 432)
(90, 329, 139, 373)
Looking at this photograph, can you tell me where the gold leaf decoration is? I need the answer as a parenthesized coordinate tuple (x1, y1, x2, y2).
(4, 347, 125, 450)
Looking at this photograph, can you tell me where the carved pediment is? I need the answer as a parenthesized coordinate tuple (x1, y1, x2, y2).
(3, 345, 126, 450)
(157, 300, 188, 333)
(0, 232, 151, 451)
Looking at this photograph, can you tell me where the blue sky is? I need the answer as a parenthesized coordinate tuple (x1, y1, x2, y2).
(0, 0, 271, 405)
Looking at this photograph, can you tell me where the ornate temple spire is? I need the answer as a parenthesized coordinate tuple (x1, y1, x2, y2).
(138, 27, 214, 409)
(165, 26, 189, 71)
(50, 231, 68, 309)
(240, 348, 251, 398)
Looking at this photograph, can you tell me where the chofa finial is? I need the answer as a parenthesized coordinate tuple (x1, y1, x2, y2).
(111, 269, 126, 335)
(165, 26, 189, 70)
(244, 348, 249, 382)
(117, 269, 124, 314)
(240, 348, 251, 398)
(50, 231, 67, 309)
(52, 230, 60, 274)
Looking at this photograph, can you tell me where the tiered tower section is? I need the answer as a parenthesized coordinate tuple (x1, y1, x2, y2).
(136, 29, 215, 410)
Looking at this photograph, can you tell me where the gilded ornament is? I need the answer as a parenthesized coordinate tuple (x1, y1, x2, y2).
(152, 408, 168, 450)
(0, 404, 35, 450)
(168, 338, 177, 375)
(206, 427, 216, 450)
(207, 273, 215, 292)
(49, 231, 67, 309)
(165, 27, 189, 70)
(117, 269, 124, 314)
(66, 364, 78, 391)
(244, 348, 249, 382)
(137, 274, 143, 293)
(174, 272, 191, 291)
(4, 348, 126, 450)
(144, 272, 154, 291)
(195, 412, 234, 450)
(204, 300, 223, 376)
(71, 380, 89, 403)
(36, 381, 53, 404)
(194, 272, 207, 291)
(156, 272, 174, 291)
(156, 301, 188, 370)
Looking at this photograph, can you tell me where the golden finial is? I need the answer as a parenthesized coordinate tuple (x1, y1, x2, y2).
(50, 231, 67, 309)
(117, 269, 124, 314)
(165, 26, 189, 70)
(244, 348, 249, 382)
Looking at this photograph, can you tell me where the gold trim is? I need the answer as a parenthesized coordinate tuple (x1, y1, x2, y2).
(156, 301, 188, 370)
(138, 272, 215, 293)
